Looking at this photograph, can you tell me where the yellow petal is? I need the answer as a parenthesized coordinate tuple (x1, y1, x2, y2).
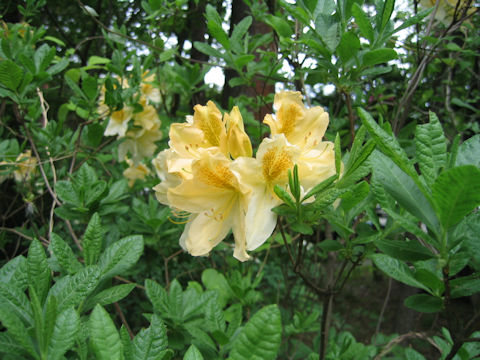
(225, 106, 252, 158)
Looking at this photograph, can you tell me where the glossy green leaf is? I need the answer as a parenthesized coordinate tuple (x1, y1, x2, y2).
(274, 184, 296, 209)
(303, 174, 337, 202)
(98, 235, 144, 279)
(362, 48, 397, 67)
(380, 0, 395, 31)
(184, 344, 204, 360)
(83, 213, 104, 265)
(28, 239, 50, 305)
(352, 3, 374, 43)
(0, 282, 33, 325)
(371, 151, 439, 233)
(132, 314, 169, 360)
(193, 42, 223, 58)
(205, 4, 230, 49)
(89, 304, 123, 360)
(414, 112, 447, 186)
(337, 31, 360, 63)
(0, 60, 23, 91)
(0, 256, 28, 290)
(84, 284, 136, 311)
(370, 254, 429, 292)
(201, 269, 233, 308)
(50, 265, 101, 312)
(450, 277, 480, 298)
(55, 180, 80, 205)
(455, 134, 480, 168)
(404, 294, 443, 313)
(375, 239, 434, 262)
(231, 16, 252, 45)
(265, 15, 293, 38)
(145, 279, 169, 314)
(432, 165, 480, 230)
(229, 304, 282, 360)
(0, 307, 38, 359)
(47, 307, 80, 360)
(50, 233, 82, 274)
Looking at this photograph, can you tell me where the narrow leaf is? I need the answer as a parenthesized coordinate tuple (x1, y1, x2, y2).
(352, 3, 374, 43)
(47, 307, 80, 360)
(28, 239, 50, 305)
(83, 284, 136, 311)
(89, 304, 123, 360)
(83, 213, 103, 265)
(50, 233, 83, 274)
(99, 235, 144, 279)
(404, 294, 443, 313)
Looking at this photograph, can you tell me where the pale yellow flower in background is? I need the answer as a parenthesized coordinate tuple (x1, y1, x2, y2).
(264, 91, 329, 150)
(13, 150, 37, 182)
(141, 73, 161, 104)
(169, 101, 227, 159)
(231, 134, 300, 251)
(104, 107, 133, 137)
(118, 125, 163, 163)
(225, 106, 253, 159)
(123, 158, 150, 187)
(133, 100, 160, 131)
(167, 150, 250, 261)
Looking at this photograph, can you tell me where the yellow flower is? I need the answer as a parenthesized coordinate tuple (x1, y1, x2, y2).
(13, 150, 37, 182)
(123, 158, 150, 187)
(169, 100, 228, 159)
(141, 73, 161, 104)
(118, 124, 162, 163)
(231, 134, 300, 250)
(104, 107, 133, 137)
(225, 106, 252, 158)
(133, 100, 160, 131)
(264, 91, 329, 150)
(167, 150, 251, 261)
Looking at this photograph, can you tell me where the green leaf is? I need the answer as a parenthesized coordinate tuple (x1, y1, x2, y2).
(201, 269, 233, 308)
(28, 239, 50, 305)
(47, 307, 80, 360)
(362, 48, 397, 67)
(168, 279, 183, 321)
(85, 181, 107, 206)
(50, 265, 101, 312)
(98, 235, 144, 279)
(89, 304, 123, 360)
(132, 314, 169, 360)
(358, 108, 419, 183)
(193, 42, 223, 58)
(371, 151, 439, 233)
(205, 4, 230, 49)
(450, 277, 480, 298)
(392, 8, 433, 34)
(84, 284, 136, 311)
(184, 344, 204, 360)
(88, 55, 111, 66)
(145, 279, 169, 314)
(374, 239, 434, 262)
(352, 3, 374, 43)
(0, 282, 33, 325)
(0, 307, 38, 359)
(55, 180, 81, 205)
(229, 304, 282, 360)
(0, 60, 24, 91)
(303, 174, 337, 202)
(34, 44, 55, 72)
(265, 15, 293, 38)
(455, 134, 480, 168)
(50, 233, 83, 274)
(0, 332, 27, 357)
(204, 294, 226, 333)
(315, 14, 339, 52)
(231, 16, 252, 45)
(120, 326, 133, 360)
(404, 294, 443, 313)
(380, 0, 395, 31)
(274, 185, 296, 209)
(370, 254, 429, 292)
(337, 31, 360, 63)
(431, 165, 480, 230)
(0, 256, 28, 290)
(83, 213, 104, 265)
(414, 112, 447, 186)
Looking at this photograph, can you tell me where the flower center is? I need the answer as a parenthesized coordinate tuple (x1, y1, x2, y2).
(198, 164, 238, 190)
(262, 147, 293, 183)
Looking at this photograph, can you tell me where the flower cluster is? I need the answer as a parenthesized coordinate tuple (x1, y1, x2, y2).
(153, 91, 336, 261)
(0, 150, 37, 184)
(98, 73, 161, 186)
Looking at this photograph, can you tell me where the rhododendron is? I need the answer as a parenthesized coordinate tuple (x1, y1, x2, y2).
(153, 91, 337, 261)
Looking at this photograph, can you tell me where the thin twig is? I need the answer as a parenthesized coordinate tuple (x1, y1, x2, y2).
(374, 277, 392, 343)
(114, 302, 134, 339)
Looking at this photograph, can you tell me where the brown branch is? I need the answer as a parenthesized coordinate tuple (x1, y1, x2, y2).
(114, 302, 134, 339)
